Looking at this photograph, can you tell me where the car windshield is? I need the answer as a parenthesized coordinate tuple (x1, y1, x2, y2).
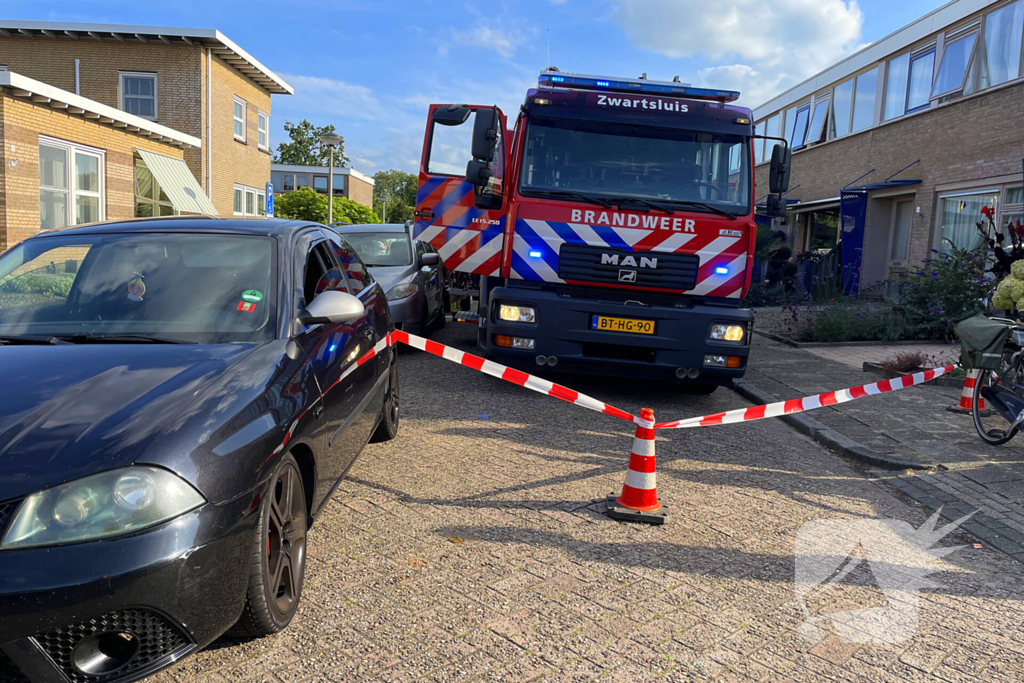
(343, 232, 413, 267)
(0, 232, 277, 344)
(518, 117, 751, 214)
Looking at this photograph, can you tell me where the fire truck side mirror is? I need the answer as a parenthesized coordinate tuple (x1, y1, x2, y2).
(471, 107, 500, 163)
(769, 144, 792, 194)
(765, 194, 787, 219)
(433, 104, 472, 126)
(466, 159, 492, 187)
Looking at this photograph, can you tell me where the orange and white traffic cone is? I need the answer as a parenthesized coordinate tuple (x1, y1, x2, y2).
(947, 369, 989, 415)
(607, 408, 669, 525)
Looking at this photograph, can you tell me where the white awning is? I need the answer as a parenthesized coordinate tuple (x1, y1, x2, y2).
(137, 149, 217, 215)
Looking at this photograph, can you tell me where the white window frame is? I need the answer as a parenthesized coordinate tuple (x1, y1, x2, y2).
(234, 183, 264, 217)
(119, 72, 158, 121)
(38, 135, 106, 230)
(257, 110, 270, 152)
(233, 97, 247, 143)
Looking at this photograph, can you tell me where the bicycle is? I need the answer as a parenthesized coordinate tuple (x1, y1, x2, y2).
(973, 317, 1024, 445)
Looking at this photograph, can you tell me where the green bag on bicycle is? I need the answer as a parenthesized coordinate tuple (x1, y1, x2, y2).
(955, 314, 1012, 370)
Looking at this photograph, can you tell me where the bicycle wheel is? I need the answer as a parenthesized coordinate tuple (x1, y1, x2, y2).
(973, 367, 1021, 445)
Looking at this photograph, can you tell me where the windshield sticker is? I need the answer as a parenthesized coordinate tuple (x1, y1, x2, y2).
(237, 301, 256, 313)
(241, 289, 264, 303)
(127, 273, 146, 302)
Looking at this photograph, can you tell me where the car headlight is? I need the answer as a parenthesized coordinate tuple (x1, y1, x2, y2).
(499, 304, 536, 323)
(709, 324, 745, 342)
(1, 467, 205, 550)
(387, 283, 419, 301)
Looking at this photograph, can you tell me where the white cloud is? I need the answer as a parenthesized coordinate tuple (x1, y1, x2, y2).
(276, 73, 394, 123)
(444, 24, 531, 59)
(612, 0, 865, 106)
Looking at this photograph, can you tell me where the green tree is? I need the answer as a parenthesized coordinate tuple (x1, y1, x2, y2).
(373, 169, 418, 224)
(274, 187, 380, 225)
(273, 120, 349, 167)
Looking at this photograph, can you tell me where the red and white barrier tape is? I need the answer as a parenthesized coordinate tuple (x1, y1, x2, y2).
(653, 365, 957, 430)
(390, 329, 639, 424)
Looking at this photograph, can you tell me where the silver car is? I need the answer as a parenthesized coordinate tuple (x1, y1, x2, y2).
(336, 223, 446, 333)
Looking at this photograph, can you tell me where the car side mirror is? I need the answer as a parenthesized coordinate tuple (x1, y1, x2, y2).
(295, 290, 365, 328)
(769, 143, 792, 194)
(466, 159, 491, 188)
(421, 252, 440, 267)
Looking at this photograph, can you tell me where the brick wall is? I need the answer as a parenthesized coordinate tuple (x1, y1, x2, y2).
(755, 81, 1024, 276)
(1, 93, 186, 251)
(346, 175, 374, 209)
(207, 53, 272, 216)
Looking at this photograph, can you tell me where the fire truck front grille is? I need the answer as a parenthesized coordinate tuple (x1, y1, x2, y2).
(557, 244, 700, 291)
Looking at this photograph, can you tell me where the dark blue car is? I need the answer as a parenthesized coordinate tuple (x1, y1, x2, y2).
(0, 217, 399, 683)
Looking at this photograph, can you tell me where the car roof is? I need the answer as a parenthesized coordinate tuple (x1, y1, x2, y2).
(334, 223, 412, 234)
(28, 216, 318, 240)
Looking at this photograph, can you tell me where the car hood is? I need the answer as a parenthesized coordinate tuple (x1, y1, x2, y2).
(368, 265, 417, 294)
(0, 344, 260, 501)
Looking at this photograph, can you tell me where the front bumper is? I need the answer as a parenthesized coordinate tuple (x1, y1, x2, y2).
(0, 493, 256, 683)
(484, 285, 753, 385)
(386, 291, 426, 330)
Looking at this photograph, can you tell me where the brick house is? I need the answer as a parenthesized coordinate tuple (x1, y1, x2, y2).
(0, 20, 292, 250)
(270, 164, 375, 209)
(752, 0, 1024, 291)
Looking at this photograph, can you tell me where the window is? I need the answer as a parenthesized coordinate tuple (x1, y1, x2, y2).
(333, 173, 346, 196)
(427, 112, 476, 176)
(807, 210, 840, 252)
(981, 1, 1024, 89)
(344, 232, 414, 267)
(296, 175, 308, 189)
(932, 30, 979, 98)
(39, 138, 105, 230)
(938, 189, 1000, 251)
(907, 49, 936, 111)
(120, 72, 157, 120)
(760, 113, 781, 164)
(234, 184, 263, 217)
(134, 155, 174, 217)
(806, 97, 829, 145)
(282, 174, 295, 192)
(233, 97, 246, 142)
(257, 111, 269, 151)
(830, 80, 854, 139)
(786, 104, 810, 150)
(851, 68, 878, 133)
(1002, 186, 1023, 237)
(884, 53, 910, 120)
(328, 236, 374, 292)
(754, 120, 766, 164)
(313, 176, 328, 194)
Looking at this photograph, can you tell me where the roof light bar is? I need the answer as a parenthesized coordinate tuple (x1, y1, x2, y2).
(538, 71, 740, 103)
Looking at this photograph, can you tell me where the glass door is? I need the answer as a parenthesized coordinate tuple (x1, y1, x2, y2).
(887, 200, 914, 277)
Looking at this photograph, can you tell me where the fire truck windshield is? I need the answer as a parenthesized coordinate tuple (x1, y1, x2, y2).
(518, 117, 750, 216)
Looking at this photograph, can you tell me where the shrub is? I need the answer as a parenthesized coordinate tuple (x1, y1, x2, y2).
(745, 282, 789, 308)
(794, 303, 909, 343)
(894, 245, 993, 340)
(274, 187, 381, 225)
(879, 351, 929, 376)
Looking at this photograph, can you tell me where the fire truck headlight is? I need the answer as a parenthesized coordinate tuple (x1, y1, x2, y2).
(499, 305, 536, 323)
(709, 324, 745, 342)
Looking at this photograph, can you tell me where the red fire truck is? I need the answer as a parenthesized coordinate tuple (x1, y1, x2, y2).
(413, 69, 790, 392)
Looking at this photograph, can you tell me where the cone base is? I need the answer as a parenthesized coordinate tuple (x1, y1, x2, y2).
(947, 406, 992, 416)
(606, 496, 669, 525)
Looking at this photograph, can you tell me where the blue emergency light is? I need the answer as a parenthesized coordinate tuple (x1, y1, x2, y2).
(715, 267, 730, 275)
(538, 70, 741, 103)
(528, 250, 543, 258)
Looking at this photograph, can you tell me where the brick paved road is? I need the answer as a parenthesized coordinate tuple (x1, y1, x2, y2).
(154, 325, 1024, 683)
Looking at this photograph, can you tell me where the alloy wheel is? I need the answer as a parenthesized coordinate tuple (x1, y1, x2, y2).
(266, 463, 306, 618)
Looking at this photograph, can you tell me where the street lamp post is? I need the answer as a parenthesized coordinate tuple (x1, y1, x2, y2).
(318, 132, 344, 225)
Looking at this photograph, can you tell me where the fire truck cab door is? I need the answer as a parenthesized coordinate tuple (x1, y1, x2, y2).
(414, 104, 508, 276)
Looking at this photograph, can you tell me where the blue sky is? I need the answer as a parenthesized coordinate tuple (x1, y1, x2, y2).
(6, 0, 948, 174)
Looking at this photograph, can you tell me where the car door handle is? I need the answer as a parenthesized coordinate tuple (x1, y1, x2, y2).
(314, 404, 324, 419)
(414, 209, 435, 219)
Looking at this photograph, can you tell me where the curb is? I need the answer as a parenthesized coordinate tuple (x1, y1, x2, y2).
(732, 379, 931, 470)
(861, 362, 964, 388)
(753, 329, 955, 350)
